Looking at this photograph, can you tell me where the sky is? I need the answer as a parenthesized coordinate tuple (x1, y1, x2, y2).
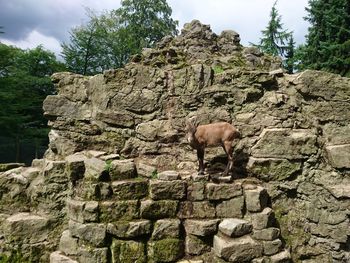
(0, 0, 310, 59)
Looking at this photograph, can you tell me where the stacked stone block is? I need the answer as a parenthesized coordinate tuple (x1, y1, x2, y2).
(49, 151, 290, 263)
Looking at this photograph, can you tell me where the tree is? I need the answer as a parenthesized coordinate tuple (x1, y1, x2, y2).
(0, 44, 65, 162)
(298, 0, 350, 76)
(116, 0, 178, 50)
(256, 1, 292, 57)
(285, 35, 296, 74)
(62, 0, 178, 75)
(61, 10, 104, 75)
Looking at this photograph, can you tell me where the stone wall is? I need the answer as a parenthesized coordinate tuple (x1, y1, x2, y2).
(48, 151, 290, 263)
(1, 20, 350, 262)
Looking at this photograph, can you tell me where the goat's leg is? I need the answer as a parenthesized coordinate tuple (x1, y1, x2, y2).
(197, 148, 205, 175)
(222, 142, 233, 176)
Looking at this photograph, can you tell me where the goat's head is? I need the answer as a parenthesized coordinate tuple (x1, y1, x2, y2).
(185, 117, 198, 145)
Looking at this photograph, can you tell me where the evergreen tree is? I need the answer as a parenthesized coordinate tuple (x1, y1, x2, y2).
(285, 35, 296, 74)
(256, 1, 292, 57)
(299, 0, 350, 76)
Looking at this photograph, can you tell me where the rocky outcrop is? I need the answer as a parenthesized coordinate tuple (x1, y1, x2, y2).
(1, 20, 350, 262)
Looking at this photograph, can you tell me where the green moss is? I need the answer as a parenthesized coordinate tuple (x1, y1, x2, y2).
(149, 239, 183, 262)
(151, 169, 158, 179)
(105, 160, 113, 172)
(0, 251, 32, 263)
(274, 204, 312, 250)
(111, 239, 146, 263)
(212, 65, 224, 74)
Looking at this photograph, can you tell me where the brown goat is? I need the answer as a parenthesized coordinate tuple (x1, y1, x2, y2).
(185, 117, 240, 175)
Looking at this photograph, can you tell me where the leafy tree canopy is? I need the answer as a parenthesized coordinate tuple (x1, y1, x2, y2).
(62, 0, 178, 75)
(0, 43, 65, 140)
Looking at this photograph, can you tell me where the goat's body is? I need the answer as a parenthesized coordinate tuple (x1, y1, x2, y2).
(194, 122, 238, 147)
(186, 120, 239, 175)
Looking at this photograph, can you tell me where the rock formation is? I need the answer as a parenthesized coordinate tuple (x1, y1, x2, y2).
(1, 20, 350, 262)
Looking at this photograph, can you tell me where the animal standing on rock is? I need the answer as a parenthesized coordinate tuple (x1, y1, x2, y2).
(185, 117, 240, 176)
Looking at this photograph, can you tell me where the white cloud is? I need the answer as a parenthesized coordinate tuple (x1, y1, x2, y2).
(168, 0, 309, 45)
(1, 30, 62, 58)
(0, 0, 310, 57)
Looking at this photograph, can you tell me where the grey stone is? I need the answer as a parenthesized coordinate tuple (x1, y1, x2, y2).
(83, 201, 99, 222)
(213, 234, 263, 262)
(67, 199, 85, 223)
(84, 157, 107, 182)
(69, 220, 106, 247)
(50, 251, 78, 263)
(263, 239, 283, 256)
(136, 162, 157, 178)
(178, 201, 216, 219)
(253, 228, 280, 241)
(251, 128, 318, 159)
(269, 249, 291, 263)
(59, 230, 79, 256)
(65, 153, 86, 183)
(251, 207, 276, 230)
(219, 218, 253, 237)
(184, 219, 219, 236)
(185, 234, 211, 255)
(152, 219, 181, 240)
(107, 220, 151, 238)
(140, 200, 178, 219)
(111, 179, 148, 200)
(2, 213, 50, 244)
(78, 247, 108, 263)
(247, 157, 302, 181)
(157, 170, 180, 180)
(325, 144, 350, 169)
(216, 196, 244, 218)
(99, 200, 139, 222)
(187, 182, 205, 201)
(150, 180, 186, 200)
(245, 186, 269, 212)
(109, 159, 137, 180)
(206, 183, 242, 200)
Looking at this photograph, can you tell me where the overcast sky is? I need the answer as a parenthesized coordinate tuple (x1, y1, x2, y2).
(0, 0, 310, 58)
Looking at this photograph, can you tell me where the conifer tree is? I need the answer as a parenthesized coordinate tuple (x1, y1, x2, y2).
(298, 0, 350, 76)
(257, 1, 292, 57)
(285, 35, 296, 74)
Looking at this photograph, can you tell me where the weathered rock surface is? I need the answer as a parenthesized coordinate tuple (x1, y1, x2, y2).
(1, 19, 350, 263)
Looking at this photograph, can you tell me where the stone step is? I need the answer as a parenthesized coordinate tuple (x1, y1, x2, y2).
(50, 251, 78, 263)
(2, 212, 51, 244)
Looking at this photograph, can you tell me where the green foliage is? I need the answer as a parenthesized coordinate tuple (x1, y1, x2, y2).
(297, 0, 350, 76)
(254, 1, 294, 72)
(62, 0, 177, 75)
(0, 43, 65, 162)
(256, 1, 292, 57)
(285, 35, 296, 73)
(0, 251, 31, 263)
(151, 169, 158, 179)
(105, 159, 113, 172)
(212, 65, 224, 74)
(116, 0, 178, 49)
(62, 1, 178, 75)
